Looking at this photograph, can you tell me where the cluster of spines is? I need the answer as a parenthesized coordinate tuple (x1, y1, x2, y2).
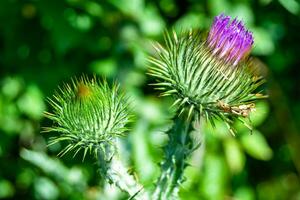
(44, 76, 131, 159)
(148, 30, 266, 135)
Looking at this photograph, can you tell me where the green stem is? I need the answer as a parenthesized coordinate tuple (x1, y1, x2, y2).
(97, 145, 149, 200)
(153, 116, 196, 200)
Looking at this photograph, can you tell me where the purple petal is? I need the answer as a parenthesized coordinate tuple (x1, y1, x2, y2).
(207, 14, 254, 65)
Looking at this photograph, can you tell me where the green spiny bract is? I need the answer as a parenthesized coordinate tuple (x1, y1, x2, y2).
(44, 76, 130, 159)
(148, 30, 266, 135)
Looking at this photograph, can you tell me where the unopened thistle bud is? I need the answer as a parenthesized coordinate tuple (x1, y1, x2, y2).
(148, 14, 266, 135)
(44, 76, 130, 159)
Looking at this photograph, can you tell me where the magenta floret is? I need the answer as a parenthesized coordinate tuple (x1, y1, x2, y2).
(207, 14, 254, 65)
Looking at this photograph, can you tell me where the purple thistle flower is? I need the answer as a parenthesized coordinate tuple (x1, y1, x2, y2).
(207, 13, 254, 65)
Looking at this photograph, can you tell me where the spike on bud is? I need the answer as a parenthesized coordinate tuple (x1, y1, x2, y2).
(207, 13, 254, 65)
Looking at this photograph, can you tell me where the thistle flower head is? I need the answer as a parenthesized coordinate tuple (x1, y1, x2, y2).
(148, 14, 266, 135)
(207, 13, 254, 65)
(44, 76, 130, 159)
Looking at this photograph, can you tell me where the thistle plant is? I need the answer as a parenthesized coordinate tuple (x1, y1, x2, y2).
(44, 76, 147, 199)
(148, 13, 267, 199)
(43, 13, 267, 200)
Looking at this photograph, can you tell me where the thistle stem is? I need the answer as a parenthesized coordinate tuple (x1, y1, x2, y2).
(153, 116, 196, 200)
(97, 146, 149, 200)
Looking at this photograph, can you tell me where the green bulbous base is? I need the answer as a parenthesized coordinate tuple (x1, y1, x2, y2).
(44, 76, 130, 159)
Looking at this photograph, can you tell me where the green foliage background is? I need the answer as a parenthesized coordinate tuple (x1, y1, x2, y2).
(0, 0, 300, 199)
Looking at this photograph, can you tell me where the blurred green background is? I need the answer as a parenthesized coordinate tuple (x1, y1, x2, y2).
(0, 0, 300, 199)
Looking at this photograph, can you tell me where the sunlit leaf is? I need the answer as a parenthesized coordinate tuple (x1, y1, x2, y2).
(224, 138, 245, 174)
(208, 0, 231, 16)
(34, 177, 59, 200)
(17, 85, 45, 120)
(20, 149, 87, 187)
(234, 186, 255, 200)
(252, 28, 275, 55)
(1, 77, 23, 100)
(0, 180, 14, 198)
(249, 101, 269, 127)
(139, 5, 165, 36)
(90, 59, 117, 77)
(240, 130, 273, 160)
(201, 154, 228, 200)
(174, 13, 207, 30)
(278, 0, 300, 15)
(230, 4, 254, 24)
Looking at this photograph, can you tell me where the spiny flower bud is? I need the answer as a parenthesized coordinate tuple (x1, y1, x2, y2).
(148, 14, 267, 135)
(207, 13, 254, 65)
(44, 76, 130, 159)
